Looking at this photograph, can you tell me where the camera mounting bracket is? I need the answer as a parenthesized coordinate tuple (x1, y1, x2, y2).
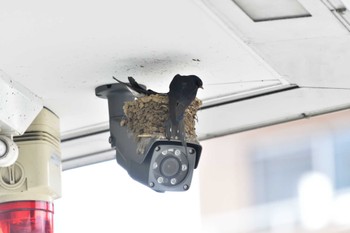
(95, 83, 146, 163)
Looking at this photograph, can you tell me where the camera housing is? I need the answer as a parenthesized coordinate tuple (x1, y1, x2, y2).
(96, 83, 202, 192)
(117, 139, 201, 192)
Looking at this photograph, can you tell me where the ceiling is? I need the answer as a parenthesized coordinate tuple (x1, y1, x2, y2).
(1, 0, 350, 165)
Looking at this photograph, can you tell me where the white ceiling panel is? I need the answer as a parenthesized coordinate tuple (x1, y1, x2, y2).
(1, 0, 350, 164)
(0, 0, 288, 136)
(255, 36, 350, 87)
(203, 0, 349, 42)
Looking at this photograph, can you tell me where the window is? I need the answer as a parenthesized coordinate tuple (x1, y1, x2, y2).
(334, 131, 350, 190)
(252, 143, 312, 204)
(251, 128, 350, 203)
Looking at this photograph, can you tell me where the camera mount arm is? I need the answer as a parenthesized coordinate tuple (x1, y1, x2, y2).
(95, 84, 137, 156)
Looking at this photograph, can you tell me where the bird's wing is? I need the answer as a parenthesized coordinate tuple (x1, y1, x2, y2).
(174, 101, 188, 121)
(113, 76, 146, 97)
(113, 76, 132, 88)
(127, 77, 149, 95)
(128, 77, 165, 96)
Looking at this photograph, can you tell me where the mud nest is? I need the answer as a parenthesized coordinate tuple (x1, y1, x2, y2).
(120, 94, 202, 153)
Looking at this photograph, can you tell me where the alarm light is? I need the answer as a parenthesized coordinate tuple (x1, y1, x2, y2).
(0, 201, 54, 233)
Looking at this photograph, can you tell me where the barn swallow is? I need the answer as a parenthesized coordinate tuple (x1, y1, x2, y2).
(165, 74, 203, 149)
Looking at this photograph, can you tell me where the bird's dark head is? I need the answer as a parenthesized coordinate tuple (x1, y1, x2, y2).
(173, 74, 203, 89)
(192, 75, 203, 89)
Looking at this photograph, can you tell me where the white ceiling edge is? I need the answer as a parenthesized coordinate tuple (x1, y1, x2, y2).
(0, 0, 293, 137)
(60, 82, 295, 141)
(60, 83, 297, 167)
(202, 82, 295, 107)
(61, 86, 350, 167)
(196, 87, 350, 139)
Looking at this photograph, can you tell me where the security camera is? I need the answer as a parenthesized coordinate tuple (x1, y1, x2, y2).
(96, 83, 202, 192)
(116, 139, 201, 192)
(0, 135, 19, 167)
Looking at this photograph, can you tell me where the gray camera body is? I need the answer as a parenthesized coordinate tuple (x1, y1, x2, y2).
(96, 83, 201, 192)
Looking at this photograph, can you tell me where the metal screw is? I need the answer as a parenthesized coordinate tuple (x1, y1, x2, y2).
(183, 184, 189, 190)
(189, 148, 195, 154)
(155, 146, 161, 152)
(149, 182, 155, 187)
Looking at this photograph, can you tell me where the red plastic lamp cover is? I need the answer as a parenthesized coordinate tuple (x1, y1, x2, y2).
(0, 201, 54, 233)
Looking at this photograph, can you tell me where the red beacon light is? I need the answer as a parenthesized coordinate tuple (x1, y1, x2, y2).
(0, 201, 54, 233)
(0, 108, 61, 233)
(0, 76, 61, 233)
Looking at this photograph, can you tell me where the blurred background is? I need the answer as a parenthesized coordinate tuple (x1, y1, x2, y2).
(55, 109, 350, 233)
(2, 0, 350, 232)
(200, 109, 350, 233)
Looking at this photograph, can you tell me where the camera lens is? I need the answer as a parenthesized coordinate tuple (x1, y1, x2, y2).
(152, 147, 190, 187)
(160, 157, 180, 177)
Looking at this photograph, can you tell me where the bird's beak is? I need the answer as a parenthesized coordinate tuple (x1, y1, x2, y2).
(200, 86, 204, 89)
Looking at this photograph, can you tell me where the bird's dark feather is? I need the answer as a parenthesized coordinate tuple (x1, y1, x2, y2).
(113, 76, 164, 96)
(165, 74, 203, 149)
